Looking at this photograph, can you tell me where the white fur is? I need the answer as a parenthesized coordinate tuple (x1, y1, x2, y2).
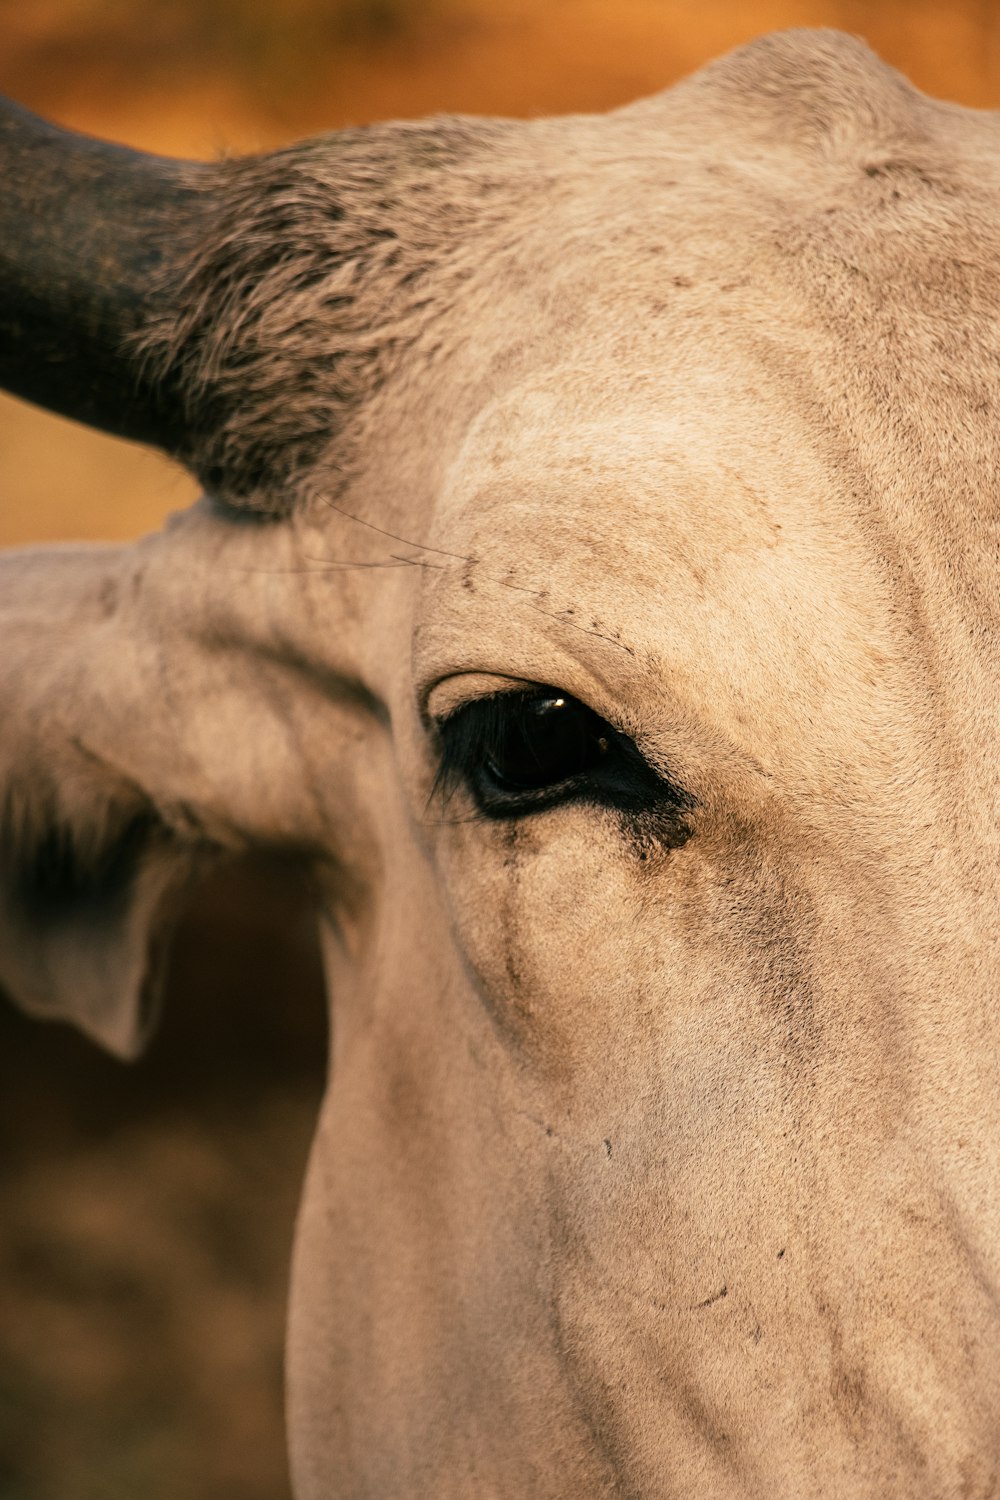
(4, 29, 1000, 1496)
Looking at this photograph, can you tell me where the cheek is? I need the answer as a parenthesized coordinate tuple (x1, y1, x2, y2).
(438, 814, 701, 1076)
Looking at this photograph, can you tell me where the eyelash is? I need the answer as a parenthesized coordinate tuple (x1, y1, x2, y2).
(432, 687, 691, 822)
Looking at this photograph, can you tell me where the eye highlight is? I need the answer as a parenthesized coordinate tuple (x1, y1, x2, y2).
(432, 687, 691, 822)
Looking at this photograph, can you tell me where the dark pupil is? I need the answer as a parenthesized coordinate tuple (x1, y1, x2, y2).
(486, 696, 604, 791)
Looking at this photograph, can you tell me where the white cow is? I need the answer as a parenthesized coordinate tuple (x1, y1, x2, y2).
(2, 28, 1000, 1497)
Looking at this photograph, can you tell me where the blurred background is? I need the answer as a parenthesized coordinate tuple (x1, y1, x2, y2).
(2, 3, 999, 1496)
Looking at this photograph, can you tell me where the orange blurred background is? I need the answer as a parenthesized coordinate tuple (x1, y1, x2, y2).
(2, 3, 999, 1497)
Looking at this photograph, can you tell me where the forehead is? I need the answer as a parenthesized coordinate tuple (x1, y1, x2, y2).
(402, 119, 1000, 771)
(430, 342, 826, 589)
(413, 337, 900, 792)
(333, 30, 1000, 794)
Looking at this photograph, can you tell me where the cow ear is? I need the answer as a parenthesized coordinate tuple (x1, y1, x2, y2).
(0, 756, 202, 1060)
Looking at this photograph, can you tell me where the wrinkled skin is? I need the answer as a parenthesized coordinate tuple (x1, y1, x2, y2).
(3, 30, 1000, 1499)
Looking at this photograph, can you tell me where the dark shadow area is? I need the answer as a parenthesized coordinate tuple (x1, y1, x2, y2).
(0, 855, 327, 1500)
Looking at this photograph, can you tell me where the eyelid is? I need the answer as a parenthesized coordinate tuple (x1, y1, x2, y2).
(425, 673, 539, 726)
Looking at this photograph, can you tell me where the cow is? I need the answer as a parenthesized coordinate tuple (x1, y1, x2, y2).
(2, 25, 1000, 1497)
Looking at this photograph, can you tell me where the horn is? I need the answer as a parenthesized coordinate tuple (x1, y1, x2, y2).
(0, 97, 211, 450)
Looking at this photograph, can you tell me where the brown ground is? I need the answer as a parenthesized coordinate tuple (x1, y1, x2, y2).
(2, 3, 999, 1496)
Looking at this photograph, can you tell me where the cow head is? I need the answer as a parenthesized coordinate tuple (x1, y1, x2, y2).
(3, 30, 1000, 1497)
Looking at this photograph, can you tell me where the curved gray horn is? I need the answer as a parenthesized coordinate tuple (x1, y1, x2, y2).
(0, 98, 211, 450)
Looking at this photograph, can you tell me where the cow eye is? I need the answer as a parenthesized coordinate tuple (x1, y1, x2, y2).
(433, 688, 677, 820)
